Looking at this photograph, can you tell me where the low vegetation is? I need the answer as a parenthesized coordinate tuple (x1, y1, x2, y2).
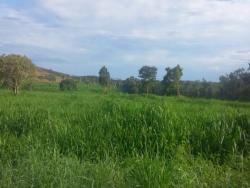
(59, 79, 78, 91)
(0, 84, 249, 187)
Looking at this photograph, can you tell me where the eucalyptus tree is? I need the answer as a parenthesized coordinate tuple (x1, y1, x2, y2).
(163, 65, 183, 96)
(139, 66, 157, 95)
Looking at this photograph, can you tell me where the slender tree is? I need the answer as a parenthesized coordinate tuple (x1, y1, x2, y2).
(163, 65, 183, 96)
(0, 54, 36, 95)
(99, 66, 110, 89)
(138, 66, 157, 95)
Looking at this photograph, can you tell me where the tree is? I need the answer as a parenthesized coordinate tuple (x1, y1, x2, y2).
(138, 66, 157, 94)
(59, 79, 77, 91)
(219, 65, 250, 100)
(0, 54, 35, 95)
(163, 65, 183, 96)
(99, 66, 110, 87)
(122, 76, 140, 94)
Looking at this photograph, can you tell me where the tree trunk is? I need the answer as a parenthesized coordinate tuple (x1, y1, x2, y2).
(176, 82, 180, 96)
(14, 87, 18, 95)
(14, 82, 18, 95)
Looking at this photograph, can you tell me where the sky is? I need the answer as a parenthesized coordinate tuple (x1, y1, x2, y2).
(0, 0, 250, 81)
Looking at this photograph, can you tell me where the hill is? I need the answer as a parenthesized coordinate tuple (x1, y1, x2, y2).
(35, 67, 71, 82)
(35, 66, 123, 86)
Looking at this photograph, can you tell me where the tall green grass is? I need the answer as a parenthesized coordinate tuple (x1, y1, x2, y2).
(0, 85, 249, 187)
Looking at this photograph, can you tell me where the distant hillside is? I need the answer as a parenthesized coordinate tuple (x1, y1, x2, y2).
(35, 67, 100, 83)
(35, 67, 123, 86)
(35, 67, 71, 82)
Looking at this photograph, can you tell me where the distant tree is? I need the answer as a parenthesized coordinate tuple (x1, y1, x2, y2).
(199, 79, 209, 97)
(79, 76, 99, 85)
(0, 54, 36, 95)
(59, 79, 77, 91)
(152, 80, 164, 95)
(181, 81, 199, 97)
(163, 65, 183, 96)
(122, 76, 140, 94)
(219, 65, 250, 100)
(99, 66, 110, 87)
(138, 66, 157, 94)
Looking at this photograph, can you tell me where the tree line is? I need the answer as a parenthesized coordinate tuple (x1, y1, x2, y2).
(0, 54, 250, 101)
(95, 63, 250, 101)
(120, 64, 250, 101)
(120, 65, 183, 96)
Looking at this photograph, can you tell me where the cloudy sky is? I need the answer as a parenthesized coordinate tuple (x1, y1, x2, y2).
(0, 0, 250, 80)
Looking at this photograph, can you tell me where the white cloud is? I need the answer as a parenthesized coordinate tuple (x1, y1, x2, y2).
(1, 0, 250, 80)
(183, 49, 250, 73)
(124, 49, 171, 65)
(40, 0, 250, 40)
(0, 4, 83, 51)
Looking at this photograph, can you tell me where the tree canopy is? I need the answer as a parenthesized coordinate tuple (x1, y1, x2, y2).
(139, 66, 157, 82)
(163, 65, 183, 96)
(138, 66, 157, 94)
(99, 66, 110, 87)
(122, 76, 140, 94)
(0, 54, 36, 95)
(219, 64, 250, 100)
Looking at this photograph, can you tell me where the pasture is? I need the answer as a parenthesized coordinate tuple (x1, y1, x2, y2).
(0, 84, 249, 187)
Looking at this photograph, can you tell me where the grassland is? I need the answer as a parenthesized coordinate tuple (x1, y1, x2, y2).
(0, 83, 250, 187)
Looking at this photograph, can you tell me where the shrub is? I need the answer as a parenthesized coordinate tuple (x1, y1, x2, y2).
(59, 79, 77, 91)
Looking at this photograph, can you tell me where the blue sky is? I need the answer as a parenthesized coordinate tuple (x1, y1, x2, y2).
(0, 0, 250, 81)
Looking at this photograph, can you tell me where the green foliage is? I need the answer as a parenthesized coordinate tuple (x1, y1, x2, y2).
(59, 79, 77, 91)
(181, 80, 221, 98)
(220, 66, 250, 100)
(0, 86, 249, 187)
(121, 76, 140, 94)
(139, 66, 157, 94)
(78, 76, 99, 84)
(99, 66, 110, 87)
(177, 63, 250, 100)
(163, 65, 183, 96)
(139, 66, 157, 82)
(0, 54, 35, 95)
(121, 63, 250, 101)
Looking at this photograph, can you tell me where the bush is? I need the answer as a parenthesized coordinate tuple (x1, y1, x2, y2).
(59, 79, 77, 91)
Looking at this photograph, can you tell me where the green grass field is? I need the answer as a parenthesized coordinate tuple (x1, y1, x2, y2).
(0, 83, 250, 187)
